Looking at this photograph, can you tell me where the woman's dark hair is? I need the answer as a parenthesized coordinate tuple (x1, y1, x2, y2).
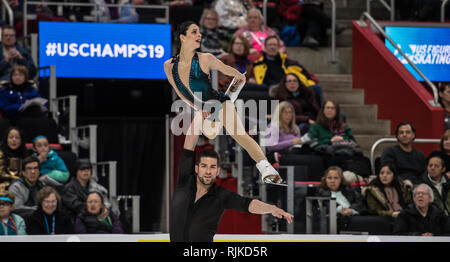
(10, 65, 29, 84)
(271, 73, 314, 101)
(174, 20, 197, 56)
(370, 163, 407, 207)
(316, 100, 343, 130)
(1, 126, 28, 158)
(228, 34, 250, 57)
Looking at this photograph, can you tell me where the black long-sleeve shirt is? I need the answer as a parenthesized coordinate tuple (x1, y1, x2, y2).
(169, 149, 253, 242)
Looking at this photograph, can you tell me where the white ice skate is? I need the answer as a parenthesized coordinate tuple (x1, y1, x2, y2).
(225, 72, 246, 104)
(256, 160, 287, 187)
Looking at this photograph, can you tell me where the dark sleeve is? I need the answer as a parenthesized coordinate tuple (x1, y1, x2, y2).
(177, 149, 196, 188)
(25, 213, 41, 235)
(74, 217, 87, 234)
(111, 214, 124, 234)
(220, 187, 252, 214)
(17, 47, 37, 79)
(380, 146, 396, 166)
(62, 184, 85, 215)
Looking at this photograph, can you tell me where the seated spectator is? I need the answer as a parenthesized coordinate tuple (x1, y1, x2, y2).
(428, 129, 450, 176)
(0, 26, 37, 81)
(62, 161, 112, 220)
(199, 8, 229, 57)
(0, 190, 26, 235)
(421, 155, 450, 215)
(74, 191, 123, 234)
(253, 36, 322, 103)
(8, 156, 44, 218)
(26, 186, 73, 235)
(362, 164, 413, 218)
(0, 65, 47, 119)
(0, 126, 29, 191)
(438, 82, 450, 130)
(112, 0, 146, 23)
(234, 8, 286, 60)
(316, 166, 366, 216)
(393, 183, 450, 236)
(380, 122, 426, 184)
(307, 100, 368, 173)
(265, 101, 302, 153)
(270, 73, 319, 133)
(32, 135, 69, 187)
(296, 0, 345, 48)
(214, 0, 253, 33)
(218, 35, 259, 93)
(264, 101, 325, 178)
(308, 100, 356, 148)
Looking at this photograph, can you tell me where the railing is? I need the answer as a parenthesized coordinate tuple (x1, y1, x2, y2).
(260, 166, 295, 234)
(443, 0, 449, 22)
(369, 137, 440, 174)
(367, 0, 395, 21)
(306, 197, 337, 234)
(360, 12, 440, 107)
(23, 0, 170, 37)
(1, 0, 14, 26)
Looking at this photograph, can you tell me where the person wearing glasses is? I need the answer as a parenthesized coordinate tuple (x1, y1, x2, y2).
(393, 183, 450, 236)
(9, 156, 44, 219)
(0, 25, 36, 81)
(26, 186, 73, 235)
(0, 190, 26, 235)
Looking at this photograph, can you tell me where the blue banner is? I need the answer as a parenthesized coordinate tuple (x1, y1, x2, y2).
(385, 26, 450, 82)
(39, 22, 171, 79)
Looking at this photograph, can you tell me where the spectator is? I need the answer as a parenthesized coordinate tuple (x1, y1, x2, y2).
(113, 0, 146, 23)
(296, 0, 345, 48)
(214, 0, 253, 32)
(0, 190, 26, 235)
(26, 186, 73, 235)
(62, 161, 112, 220)
(308, 100, 356, 148)
(0, 65, 47, 120)
(32, 135, 69, 187)
(393, 183, 450, 236)
(362, 164, 413, 218)
(252, 36, 322, 103)
(8, 156, 44, 218)
(265, 101, 302, 153)
(316, 166, 366, 216)
(438, 82, 450, 130)
(199, 8, 228, 57)
(234, 8, 286, 59)
(218, 35, 258, 92)
(0, 126, 29, 191)
(421, 155, 450, 215)
(74, 191, 123, 234)
(380, 122, 426, 184)
(428, 129, 450, 176)
(269, 73, 319, 133)
(0, 26, 37, 81)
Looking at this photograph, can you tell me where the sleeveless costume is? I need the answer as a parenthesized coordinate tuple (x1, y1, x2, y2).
(172, 52, 230, 121)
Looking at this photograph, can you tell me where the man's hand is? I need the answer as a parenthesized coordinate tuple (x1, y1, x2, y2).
(271, 206, 294, 224)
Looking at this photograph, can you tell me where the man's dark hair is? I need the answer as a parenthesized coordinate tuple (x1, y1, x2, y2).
(427, 153, 445, 168)
(197, 148, 220, 166)
(395, 121, 416, 138)
(264, 35, 279, 47)
(1, 25, 15, 33)
(22, 156, 40, 171)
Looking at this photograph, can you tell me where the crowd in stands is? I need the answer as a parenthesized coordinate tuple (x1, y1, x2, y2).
(0, 156, 121, 235)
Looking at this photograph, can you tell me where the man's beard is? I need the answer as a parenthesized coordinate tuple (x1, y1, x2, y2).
(198, 175, 215, 185)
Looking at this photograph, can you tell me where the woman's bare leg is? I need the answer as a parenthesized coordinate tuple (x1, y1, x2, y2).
(219, 100, 266, 163)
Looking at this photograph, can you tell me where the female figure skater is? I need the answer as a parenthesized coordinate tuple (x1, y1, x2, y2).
(164, 21, 283, 185)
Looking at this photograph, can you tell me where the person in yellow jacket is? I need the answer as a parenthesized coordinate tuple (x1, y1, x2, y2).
(252, 36, 322, 105)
